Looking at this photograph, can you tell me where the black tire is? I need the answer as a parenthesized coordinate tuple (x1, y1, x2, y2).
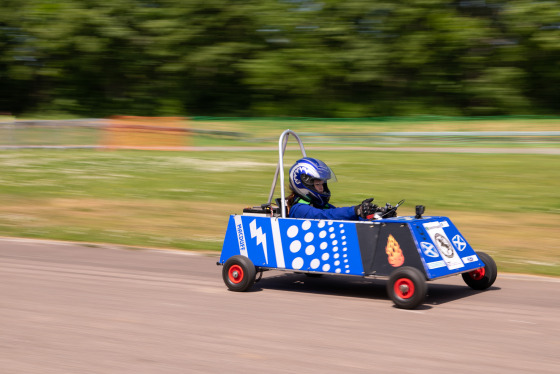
(387, 267, 427, 309)
(462, 251, 497, 290)
(222, 255, 256, 292)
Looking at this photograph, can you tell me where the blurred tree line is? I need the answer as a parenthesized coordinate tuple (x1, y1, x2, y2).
(1, 0, 559, 117)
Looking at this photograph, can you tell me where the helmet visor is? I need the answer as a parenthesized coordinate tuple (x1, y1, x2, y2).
(313, 160, 337, 182)
(301, 171, 337, 187)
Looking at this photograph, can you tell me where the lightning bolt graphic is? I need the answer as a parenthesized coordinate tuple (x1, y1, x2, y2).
(250, 219, 268, 264)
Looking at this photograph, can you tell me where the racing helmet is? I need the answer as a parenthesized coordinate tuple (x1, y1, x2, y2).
(289, 157, 337, 207)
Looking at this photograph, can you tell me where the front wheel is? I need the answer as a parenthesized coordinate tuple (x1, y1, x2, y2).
(222, 255, 256, 292)
(387, 267, 427, 309)
(462, 251, 497, 290)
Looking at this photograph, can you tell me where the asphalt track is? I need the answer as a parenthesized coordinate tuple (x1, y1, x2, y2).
(1, 238, 559, 374)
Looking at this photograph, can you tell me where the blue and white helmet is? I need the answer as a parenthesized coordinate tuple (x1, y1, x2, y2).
(289, 157, 337, 207)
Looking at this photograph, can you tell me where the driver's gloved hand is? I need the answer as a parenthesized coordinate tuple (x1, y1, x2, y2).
(354, 198, 377, 219)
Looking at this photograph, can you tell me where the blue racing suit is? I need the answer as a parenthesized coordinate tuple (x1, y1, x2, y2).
(288, 199, 358, 220)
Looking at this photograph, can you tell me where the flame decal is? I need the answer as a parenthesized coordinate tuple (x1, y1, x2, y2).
(385, 234, 405, 267)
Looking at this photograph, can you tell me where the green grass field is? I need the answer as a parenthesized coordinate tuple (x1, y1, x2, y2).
(1, 147, 559, 276)
(190, 117, 560, 147)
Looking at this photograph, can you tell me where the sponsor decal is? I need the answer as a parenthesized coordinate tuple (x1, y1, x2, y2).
(234, 216, 248, 257)
(237, 224, 246, 252)
(427, 260, 446, 269)
(434, 233, 454, 258)
(420, 242, 440, 258)
(422, 221, 464, 270)
(462, 255, 478, 264)
(385, 234, 405, 267)
(452, 234, 467, 251)
(423, 221, 442, 231)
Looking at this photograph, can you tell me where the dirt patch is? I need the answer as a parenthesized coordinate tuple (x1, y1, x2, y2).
(1, 198, 241, 241)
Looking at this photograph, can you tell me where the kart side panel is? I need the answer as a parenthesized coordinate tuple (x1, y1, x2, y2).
(220, 215, 485, 280)
(278, 218, 365, 275)
(220, 215, 365, 275)
(367, 222, 426, 277)
(355, 223, 381, 275)
(220, 215, 272, 267)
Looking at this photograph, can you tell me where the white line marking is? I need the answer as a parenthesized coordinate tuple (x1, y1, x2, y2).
(271, 218, 285, 268)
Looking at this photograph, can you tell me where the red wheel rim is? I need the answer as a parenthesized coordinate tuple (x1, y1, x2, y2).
(394, 278, 415, 299)
(228, 264, 244, 284)
(468, 267, 486, 280)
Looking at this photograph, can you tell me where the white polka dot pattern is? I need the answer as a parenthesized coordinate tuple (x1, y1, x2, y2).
(280, 219, 362, 275)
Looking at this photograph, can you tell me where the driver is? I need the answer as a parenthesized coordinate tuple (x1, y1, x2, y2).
(286, 157, 387, 220)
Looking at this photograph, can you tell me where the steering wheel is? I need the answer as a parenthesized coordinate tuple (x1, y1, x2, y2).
(381, 199, 405, 218)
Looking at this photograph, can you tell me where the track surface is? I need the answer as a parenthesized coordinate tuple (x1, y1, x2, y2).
(1, 238, 559, 374)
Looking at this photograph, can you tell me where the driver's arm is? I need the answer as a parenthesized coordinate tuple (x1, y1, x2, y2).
(289, 203, 358, 220)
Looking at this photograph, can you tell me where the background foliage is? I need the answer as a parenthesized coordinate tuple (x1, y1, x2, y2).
(1, 0, 559, 117)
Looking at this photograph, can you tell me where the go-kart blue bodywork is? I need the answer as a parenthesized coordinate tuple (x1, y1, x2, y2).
(219, 214, 484, 280)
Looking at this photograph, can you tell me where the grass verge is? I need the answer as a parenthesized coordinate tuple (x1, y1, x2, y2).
(1, 148, 559, 276)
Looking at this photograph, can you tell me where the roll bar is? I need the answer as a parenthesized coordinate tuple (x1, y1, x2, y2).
(267, 130, 307, 218)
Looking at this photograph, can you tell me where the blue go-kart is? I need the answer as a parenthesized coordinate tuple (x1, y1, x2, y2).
(218, 130, 497, 309)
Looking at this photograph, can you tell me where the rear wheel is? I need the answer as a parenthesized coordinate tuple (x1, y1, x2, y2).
(222, 255, 256, 292)
(462, 251, 497, 290)
(387, 267, 427, 309)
